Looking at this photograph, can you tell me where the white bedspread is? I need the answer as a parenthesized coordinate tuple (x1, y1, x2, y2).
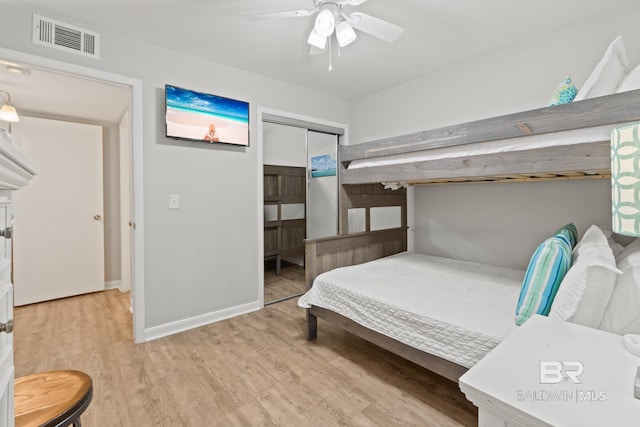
(298, 252, 524, 368)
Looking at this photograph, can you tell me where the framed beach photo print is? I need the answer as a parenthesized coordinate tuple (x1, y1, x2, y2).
(165, 84, 250, 147)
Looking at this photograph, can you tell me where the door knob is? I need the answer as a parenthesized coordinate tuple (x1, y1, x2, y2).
(0, 226, 11, 239)
(94, 214, 102, 221)
(0, 319, 13, 334)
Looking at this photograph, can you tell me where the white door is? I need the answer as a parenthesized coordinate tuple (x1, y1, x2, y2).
(12, 116, 105, 306)
(0, 198, 14, 426)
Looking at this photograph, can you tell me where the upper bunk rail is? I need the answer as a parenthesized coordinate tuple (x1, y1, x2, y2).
(339, 89, 640, 164)
(339, 140, 610, 185)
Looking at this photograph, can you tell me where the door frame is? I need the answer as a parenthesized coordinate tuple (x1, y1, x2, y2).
(0, 47, 146, 343)
(257, 107, 347, 307)
(119, 110, 132, 293)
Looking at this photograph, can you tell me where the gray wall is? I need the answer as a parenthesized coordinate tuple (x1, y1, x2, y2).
(413, 180, 611, 269)
(0, 5, 349, 330)
(350, 5, 640, 269)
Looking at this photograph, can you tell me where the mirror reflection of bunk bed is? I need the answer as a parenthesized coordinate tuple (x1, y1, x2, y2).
(301, 89, 640, 382)
(263, 164, 307, 303)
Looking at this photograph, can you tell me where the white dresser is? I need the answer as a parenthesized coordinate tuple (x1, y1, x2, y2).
(459, 315, 640, 427)
(0, 127, 36, 427)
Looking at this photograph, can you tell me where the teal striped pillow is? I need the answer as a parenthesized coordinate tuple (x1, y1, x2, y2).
(515, 236, 572, 325)
(554, 223, 578, 249)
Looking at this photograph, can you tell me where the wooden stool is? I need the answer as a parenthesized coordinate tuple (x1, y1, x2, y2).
(14, 370, 93, 427)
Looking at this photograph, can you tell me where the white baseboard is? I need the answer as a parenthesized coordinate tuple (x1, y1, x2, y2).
(105, 280, 122, 290)
(143, 300, 261, 342)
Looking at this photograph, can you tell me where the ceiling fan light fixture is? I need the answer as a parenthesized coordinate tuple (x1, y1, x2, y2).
(336, 21, 357, 47)
(307, 28, 328, 50)
(314, 8, 335, 37)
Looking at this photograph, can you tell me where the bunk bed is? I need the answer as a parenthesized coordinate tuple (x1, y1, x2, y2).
(300, 89, 640, 382)
(341, 89, 640, 186)
(263, 165, 306, 275)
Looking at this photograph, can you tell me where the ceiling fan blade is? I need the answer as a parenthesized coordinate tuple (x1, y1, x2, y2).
(340, 0, 369, 5)
(243, 9, 316, 22)
(347, 12, 404, 42)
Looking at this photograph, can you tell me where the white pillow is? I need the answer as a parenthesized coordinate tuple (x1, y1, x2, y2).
(550, 225, 621, 327)
(597, 224, 625, 257)
(572, 225, 624, 259)
(615, 237, 640, 266)
(574, 35, 629, 101)
(616, 63, 640, 93)
(598, 237, 640, 333)
(599, 252, 640, 334)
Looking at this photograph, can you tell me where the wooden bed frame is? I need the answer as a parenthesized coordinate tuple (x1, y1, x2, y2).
(304, 90, 640, 383)
(303, 183, 469, 381)
(304, 227, 468, 382)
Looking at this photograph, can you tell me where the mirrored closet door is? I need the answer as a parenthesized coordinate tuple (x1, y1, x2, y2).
(263, 121, 339, 304)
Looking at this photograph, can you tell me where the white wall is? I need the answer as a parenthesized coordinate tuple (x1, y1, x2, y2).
(263, 122, 306, 167)
(351, 5, 640, 145)
(0, 5, 349, 332)
(102, 124, 121, 283)
(350, 5, 640, 269)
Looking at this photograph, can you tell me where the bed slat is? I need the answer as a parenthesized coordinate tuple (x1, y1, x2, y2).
(341, 140, 610, 185)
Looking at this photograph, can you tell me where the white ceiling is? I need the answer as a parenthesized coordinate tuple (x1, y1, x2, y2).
(1, 0, 639, 124)
(0, 62, 131, 124)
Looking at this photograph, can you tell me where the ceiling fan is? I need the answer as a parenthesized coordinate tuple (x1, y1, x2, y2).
(244, 0, 404, 58)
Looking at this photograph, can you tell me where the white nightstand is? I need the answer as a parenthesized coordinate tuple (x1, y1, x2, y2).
(459, 315, 640, 427)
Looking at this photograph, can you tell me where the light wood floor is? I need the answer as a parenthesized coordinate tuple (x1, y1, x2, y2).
(264, 260, 306, 303)
(14, 290, 477, 426)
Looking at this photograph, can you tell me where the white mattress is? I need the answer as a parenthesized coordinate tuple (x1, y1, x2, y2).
(347, 125, 612, 170)
(298, 252, 524, 368)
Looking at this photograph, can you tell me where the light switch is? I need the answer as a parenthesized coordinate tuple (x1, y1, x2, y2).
(169, 194, 180, 209)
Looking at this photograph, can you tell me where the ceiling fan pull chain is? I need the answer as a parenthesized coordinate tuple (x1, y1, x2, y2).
(328, 35, 333, 71)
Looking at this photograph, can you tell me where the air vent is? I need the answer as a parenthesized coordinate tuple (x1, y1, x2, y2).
(32, 14, 100, 59)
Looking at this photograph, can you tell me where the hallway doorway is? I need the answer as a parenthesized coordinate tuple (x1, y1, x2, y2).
(0, 47, 145, 342)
